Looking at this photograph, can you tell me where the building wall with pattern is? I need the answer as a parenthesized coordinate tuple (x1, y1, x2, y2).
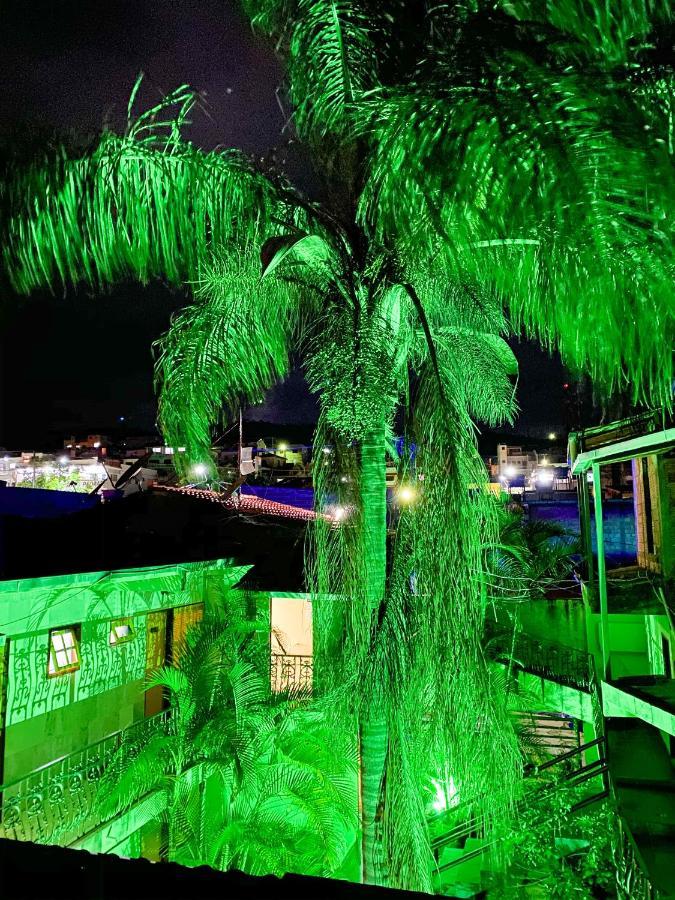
(0, 559, 249, 787)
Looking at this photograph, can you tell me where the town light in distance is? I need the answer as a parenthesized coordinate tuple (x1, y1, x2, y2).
(192, 463, 208, 479)
(397, 484, 417, 504)
(504, 465, 517, 478)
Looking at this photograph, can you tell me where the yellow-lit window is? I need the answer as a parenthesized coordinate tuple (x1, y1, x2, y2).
(48, 627, 80, 677)
(109, 618, 134, 646)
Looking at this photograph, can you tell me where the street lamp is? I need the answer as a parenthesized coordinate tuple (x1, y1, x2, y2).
(193, 463, 208, 479)
(397, 484, 417, 504)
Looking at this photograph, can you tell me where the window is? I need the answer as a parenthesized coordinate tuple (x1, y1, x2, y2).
(109, 618, 134, 646)
(48, 627, 81, 677)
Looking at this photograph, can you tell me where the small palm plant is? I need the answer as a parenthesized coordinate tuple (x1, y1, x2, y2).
(485, 498, 581, 605)
(96, 614, 358, 878)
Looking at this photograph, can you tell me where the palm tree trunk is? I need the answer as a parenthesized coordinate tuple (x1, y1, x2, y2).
(359, 424, 388, 885)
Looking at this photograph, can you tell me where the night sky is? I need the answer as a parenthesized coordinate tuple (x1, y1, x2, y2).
(0, 0, 567, 449)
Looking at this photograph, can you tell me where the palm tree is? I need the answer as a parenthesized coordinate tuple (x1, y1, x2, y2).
(2, 1, 673, 889)
(96, 612, 358, 878)
(485, 498, 581, 605)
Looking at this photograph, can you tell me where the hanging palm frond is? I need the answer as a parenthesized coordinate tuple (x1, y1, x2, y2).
(155, 249, 306, 469)
(358, 14, 675, 407)
(2, 80, 288, 294)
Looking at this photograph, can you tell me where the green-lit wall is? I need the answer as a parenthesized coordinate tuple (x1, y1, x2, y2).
(0, 560, 250, 787)
(3, 613, 148, 782)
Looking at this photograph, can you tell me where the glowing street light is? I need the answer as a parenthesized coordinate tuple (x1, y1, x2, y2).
(548, 432, 557, 441)
(536, 469, 554, 486)
(504, 465, 517, 478)
(397, 484, 417, 504)
(58, 456, 69, 465)
(192, 463, 208, 479)
(333, 505, 347, 521)
(277, 442, 288, 452)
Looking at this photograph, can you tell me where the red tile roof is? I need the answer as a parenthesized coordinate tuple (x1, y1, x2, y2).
(161, 486, 330, 522)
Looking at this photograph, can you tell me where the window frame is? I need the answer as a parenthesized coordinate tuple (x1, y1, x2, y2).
(47, 626, 81, 678)
(109, 617, 135, 647)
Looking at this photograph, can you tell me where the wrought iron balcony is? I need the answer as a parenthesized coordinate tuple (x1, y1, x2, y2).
(0, 708, 172, 847)
(270, 653, 313, 693)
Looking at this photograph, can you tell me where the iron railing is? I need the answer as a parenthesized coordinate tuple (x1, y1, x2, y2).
(432, 736, 608, 867)
(0, 708, 172, 847)
(486, 623, 594, 691)
(270, 654, 313, 693)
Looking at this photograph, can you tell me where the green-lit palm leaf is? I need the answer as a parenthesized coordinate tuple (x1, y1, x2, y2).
(260, 0, 377, 143)
(155, 251, 305, 468)
(2, 82, 287, 294)
(359, 22, 674, 406)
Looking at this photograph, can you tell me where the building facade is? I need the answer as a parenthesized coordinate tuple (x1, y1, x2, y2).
(0, 558, 249, 854)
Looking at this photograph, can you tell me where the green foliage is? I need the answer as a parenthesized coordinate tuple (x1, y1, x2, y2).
(2, 1, 674, 891)
(14, 471, 89, 493)
(498, 790, 619, 898)
(97, 610, 358, 878)
(155, 249, 306, 472)
(485, 499, 581, 604)
(287, 1, 377, 143)
(2, 81, 286, 294)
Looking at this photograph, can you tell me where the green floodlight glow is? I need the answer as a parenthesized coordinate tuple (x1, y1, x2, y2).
(430, 776, 459, 815)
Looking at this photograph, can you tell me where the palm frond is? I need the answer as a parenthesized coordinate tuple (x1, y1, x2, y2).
(2, 81, 286, 294)
(155, 249, 304, 469)
(358, 29, 675, 408)
(286, 0, 377, 142)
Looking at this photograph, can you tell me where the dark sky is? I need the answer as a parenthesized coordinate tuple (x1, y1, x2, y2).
(0, 0, 568, 448)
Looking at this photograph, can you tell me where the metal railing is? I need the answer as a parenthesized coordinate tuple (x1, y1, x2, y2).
(270, 654, 313, 693)
(486, 624, 594, 691)
(433, 736, 608, 870)
(0, 709, 172, 847)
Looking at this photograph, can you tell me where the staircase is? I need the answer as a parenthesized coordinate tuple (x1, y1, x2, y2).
(606, 717, 675, 898)
(430, 737, 608, 895)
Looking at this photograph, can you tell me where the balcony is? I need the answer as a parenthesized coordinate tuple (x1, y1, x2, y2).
(0, 709, 172, 848)
(270, 653, 313, 693)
